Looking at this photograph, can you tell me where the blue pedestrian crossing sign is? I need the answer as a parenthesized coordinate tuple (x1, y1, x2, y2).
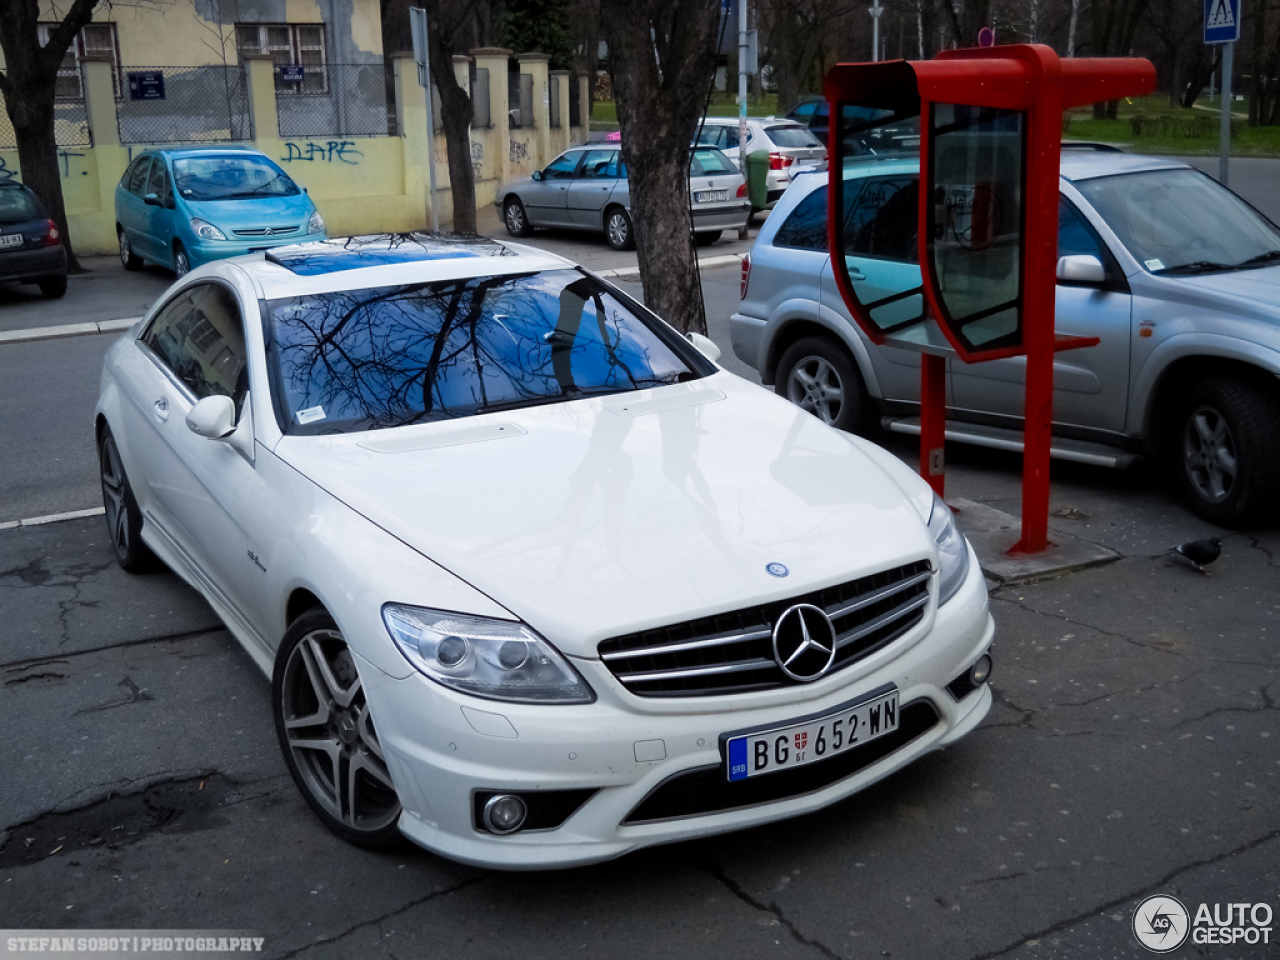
(1205, 0, 1241, 44)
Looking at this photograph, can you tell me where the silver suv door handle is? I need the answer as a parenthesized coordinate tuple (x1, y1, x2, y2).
(153, 398, 169, 422)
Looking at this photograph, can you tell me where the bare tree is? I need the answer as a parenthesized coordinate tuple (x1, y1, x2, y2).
(600, 0, 721, 335)
(425, 0, 480, 233)
(0, 0, 105, 271)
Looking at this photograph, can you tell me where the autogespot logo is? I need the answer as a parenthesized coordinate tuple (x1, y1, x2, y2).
(1133, 895, 1191, 953)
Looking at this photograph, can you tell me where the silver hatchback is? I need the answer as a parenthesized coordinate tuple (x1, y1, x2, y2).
(731, 154, 1280, 528)
(495, 144, 749, 250)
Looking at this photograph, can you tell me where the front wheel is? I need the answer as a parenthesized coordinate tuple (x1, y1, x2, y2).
(503, 197, 533, 237)
(775, 335, 875, 435)
(605, 207, 634, 251)
(173, 245, 190, 278)
(99, 428, 158, 572)
(273, 609, 403, 849)
(1175, 377, 1280, 528)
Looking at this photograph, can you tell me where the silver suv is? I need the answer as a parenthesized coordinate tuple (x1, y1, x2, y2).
(731, 153, 1280, 527)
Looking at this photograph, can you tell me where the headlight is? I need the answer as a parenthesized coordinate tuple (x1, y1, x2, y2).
(307, 209, 325, 234)
(927, 492, 971, 605)
(189, 218, 226, 241)
(382, 604, 594, 704)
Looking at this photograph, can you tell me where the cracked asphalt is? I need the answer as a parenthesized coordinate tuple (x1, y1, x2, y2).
(2, 227, 1278, 958)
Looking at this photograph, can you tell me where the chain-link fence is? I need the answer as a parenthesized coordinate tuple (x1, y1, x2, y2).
(0, 98, 93, 150)
(277, 63, 393, 138)
(117, 66, 251, 144)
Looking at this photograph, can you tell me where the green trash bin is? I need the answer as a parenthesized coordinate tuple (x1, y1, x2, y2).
(745, 150, 770, 210)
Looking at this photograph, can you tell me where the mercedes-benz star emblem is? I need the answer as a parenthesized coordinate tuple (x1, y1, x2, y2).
(772, 603, 837, 682)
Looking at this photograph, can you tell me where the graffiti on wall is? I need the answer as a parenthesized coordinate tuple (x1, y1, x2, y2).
(470, 140, 484, 178)
(281, 141, 363, 165)
(0, 150, 89, 181)
(509, 140, 528, 164)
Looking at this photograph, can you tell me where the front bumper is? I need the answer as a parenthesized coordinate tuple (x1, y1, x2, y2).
(186, 230, 327, 268)
(357, 547, 994, 869)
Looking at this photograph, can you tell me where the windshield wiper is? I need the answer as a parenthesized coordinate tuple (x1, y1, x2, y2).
(1234, 249, 1280, 269)
(1154, 260, 1235, 276)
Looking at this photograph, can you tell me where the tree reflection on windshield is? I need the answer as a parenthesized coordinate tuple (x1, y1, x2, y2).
(265, 268, 700, 434)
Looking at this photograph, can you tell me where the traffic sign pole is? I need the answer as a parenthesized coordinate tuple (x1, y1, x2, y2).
(1204, 0, 1242, 187)
(1220, 41, 1233, 186)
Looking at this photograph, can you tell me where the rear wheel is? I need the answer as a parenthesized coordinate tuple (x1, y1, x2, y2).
(503, 197, 533, 237)
(605, 207, 634, 251)
(1175, 377, 1280, 528)
(38, 275, 67, 299)
(99, 427, 158, 573)
(274, 609, 403, 849)
(118, 229, 142, 271)
(695, 230, 721, 246)
(776, 335, 875, 435)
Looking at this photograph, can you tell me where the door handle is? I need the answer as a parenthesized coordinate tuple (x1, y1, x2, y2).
(153, 398, 169, 422)
(848, 269, 865, 281)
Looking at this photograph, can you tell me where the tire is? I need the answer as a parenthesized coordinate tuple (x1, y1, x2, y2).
(118, 229, 142, 271)
(98, 428, 158, 573)
(503, 197, 533, 237)
(694, 230, 722, 246)
(273, 608, 403, 849)
(38, 275, 67, 299)
(775, 335, 875, 435)
(605, 207, 635, 251)
(173, 245, 190, 279)
(1174, 377, 1280, 528)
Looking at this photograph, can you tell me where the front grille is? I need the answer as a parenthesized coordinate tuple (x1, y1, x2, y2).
(623, 699, 940, 823)
(598, 561, 932, 698)
(232, 225, 300, 238)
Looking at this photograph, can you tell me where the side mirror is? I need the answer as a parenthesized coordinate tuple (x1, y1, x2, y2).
(1056, 254, 1106, 286)
(531, 170, 543, 182)
(144, 192, 163, 207)
(687, 331, 722, 363)
(186, 395, 236, 439)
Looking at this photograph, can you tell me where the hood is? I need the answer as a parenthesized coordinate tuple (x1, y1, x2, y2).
(184, 194, 312, 227)
(1174, 263, 1280, 312)
(274, 374, 935, 656)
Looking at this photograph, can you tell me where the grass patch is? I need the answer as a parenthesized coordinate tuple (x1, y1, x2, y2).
(591, 92, 782, 129)
(1064, 94, 1280, 156)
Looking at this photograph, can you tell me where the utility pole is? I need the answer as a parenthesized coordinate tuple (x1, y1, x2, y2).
(738, 0, 749, 238)
(870, 0, 883, 62)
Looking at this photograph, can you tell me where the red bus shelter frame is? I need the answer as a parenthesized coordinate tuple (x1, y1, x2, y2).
(824, 45, 1154, 554)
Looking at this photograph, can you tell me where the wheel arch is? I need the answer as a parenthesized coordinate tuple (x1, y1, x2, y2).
(1141, 354, 1280, 457)
(285, 588, 325, 629)
(762, 307, 884, 400)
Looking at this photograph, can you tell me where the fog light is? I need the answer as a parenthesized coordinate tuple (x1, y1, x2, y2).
(483, 794, 527, 834)
(969, 654, 993, 686)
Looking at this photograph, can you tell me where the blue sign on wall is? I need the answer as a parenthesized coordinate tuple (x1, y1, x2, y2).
(1205, 0, 1242, 44)
(280, 64, 305, 83)
(127, 71, 165, 101)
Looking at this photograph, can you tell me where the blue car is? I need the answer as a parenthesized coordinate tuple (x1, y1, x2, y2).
(115, 146, 326, 276)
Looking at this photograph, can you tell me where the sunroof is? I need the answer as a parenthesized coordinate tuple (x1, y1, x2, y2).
(266, 233, 514, 276)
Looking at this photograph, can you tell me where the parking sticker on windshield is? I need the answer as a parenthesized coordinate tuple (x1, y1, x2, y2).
(296, 406, 327, 425)
(1144, 258, 1165, 271)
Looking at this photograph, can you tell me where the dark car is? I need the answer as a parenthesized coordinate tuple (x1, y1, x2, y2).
(0, 181, 68, 299)
(785, 99, 920, 156)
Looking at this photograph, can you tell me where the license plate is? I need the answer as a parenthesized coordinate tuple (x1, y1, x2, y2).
(724, 689, 899, 782)
(695, 190, 728, 203)
(0, 233, 22, 249)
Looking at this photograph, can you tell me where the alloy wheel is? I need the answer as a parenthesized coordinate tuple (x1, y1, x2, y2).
(1182, 404, 1237, 504)
(786, 356, 845, 425)
(100, 435, 131, 559)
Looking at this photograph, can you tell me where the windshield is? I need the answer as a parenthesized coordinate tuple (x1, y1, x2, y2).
(264, 269, 708, 435)
(173, 156, 301, 201)
(1075, 168, 1280, 275)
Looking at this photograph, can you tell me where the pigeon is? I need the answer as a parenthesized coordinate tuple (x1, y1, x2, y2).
(1170, 537, 1222, 573)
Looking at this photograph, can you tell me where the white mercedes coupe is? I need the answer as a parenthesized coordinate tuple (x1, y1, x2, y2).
(95, 234, 993, 869)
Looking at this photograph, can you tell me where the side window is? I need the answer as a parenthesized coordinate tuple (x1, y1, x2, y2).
(147, 161, 172, 206)
(142, 284, 249, 410)
(1059, 198, 1104, 260)
(791, 102, 817, 122)
(543, 153, 579, 180)
(772, 185, 829, 251)
(694, 126, 720, 148)
(845, 177, 918, 263)
(723, 126, 739, 149)
(577, 149, 618, 179)
(126, 157, 152, 196)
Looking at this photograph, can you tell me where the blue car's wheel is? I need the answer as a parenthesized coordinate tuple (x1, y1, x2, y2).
(118, 229, 142, 271)
(174, 245, 190, 278)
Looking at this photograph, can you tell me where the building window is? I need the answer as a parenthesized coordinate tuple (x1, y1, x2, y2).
(236, 23, 328, 95)
(39, 22, 121, 100)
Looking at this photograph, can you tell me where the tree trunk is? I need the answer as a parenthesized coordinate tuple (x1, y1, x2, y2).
(426, 0, 477, 234)
(0, 0, 100, 272)
(601, 0, 718, 336)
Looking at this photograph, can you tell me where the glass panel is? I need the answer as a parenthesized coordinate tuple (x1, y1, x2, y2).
(1058, 199, 1102, 260)
(264, 270, 705, 435)
(542, 153, 579, 179)
(144, 285, 247, 405)
(127, 157, 152, 195)
(577, 149, 618, 179)
(235, 25, 261, 53)
(763, 124, 822, 148)
(927, 104, 1024, 352)
(690, 147, 735, 176)
(174, 156, 300, 201)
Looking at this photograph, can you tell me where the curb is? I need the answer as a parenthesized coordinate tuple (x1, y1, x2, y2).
(0, 255, 746, 346)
